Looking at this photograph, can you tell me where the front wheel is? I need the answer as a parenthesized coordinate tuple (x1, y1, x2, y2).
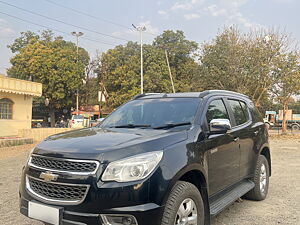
(244, 155, 270, 201)
(161, 181, 205, 225)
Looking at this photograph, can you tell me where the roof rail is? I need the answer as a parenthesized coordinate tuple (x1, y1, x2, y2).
(199, 90, 249, 98)
(133, 93, 162, 100)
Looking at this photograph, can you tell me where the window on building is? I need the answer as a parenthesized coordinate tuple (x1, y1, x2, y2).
(0, 98, 13, 119)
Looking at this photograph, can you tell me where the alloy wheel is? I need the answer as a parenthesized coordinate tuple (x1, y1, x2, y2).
(174, 198, 198, 225)
(260, 164, 267, 193)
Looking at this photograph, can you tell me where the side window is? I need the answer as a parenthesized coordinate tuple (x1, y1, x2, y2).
(228, 99, 247, 126)
(249, 102, 263, 122)
(206, 99, 229, 123)
(240, 101, 250, 121)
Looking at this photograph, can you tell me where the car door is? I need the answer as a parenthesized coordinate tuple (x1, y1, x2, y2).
(204, 98, 240, 195)
(225, 98, 257, 179)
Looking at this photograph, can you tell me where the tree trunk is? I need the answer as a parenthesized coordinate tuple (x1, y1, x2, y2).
(282, 101, 288, 134)
(49, 106, 56, 127)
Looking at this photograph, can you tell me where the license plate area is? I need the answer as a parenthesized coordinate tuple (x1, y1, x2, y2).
(28, 201, 62, 225)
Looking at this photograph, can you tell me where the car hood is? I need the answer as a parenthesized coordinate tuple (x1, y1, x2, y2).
(33, 127, 188, 162)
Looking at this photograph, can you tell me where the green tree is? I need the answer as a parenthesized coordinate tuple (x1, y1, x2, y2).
(99, 30, 201, 109)
(99, 42, 140, 109)
(271, 52, 300, 132)
(7, 31, 39, 53)
(153, 30, 200, 92)
(7, 30, 89, 126)
(199, 27, 285, 107)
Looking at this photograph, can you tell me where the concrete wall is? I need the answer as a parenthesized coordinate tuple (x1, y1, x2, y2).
(0, 92, 33, 137)
(18, 128, 74, 142)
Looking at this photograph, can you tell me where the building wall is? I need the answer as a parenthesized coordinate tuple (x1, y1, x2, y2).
(0, 92, 33, 137)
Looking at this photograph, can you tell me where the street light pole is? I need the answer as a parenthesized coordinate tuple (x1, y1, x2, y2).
(71, 31, 84, 115)
(132, 24, 146, 94)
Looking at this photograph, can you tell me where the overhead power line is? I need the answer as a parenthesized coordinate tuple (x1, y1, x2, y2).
(0, 0, 130, 42)
(0, 11, 117, 47)
(44, 0, 130, 30)
(43, 0, 157, 37)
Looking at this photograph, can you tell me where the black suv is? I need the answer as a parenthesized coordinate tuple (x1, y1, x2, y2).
(20, 90, 271, 225)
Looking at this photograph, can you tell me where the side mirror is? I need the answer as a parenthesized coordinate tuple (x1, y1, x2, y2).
(209, 119, 231, 135)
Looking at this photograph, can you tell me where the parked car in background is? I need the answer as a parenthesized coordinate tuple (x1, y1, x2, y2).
(69, 114, 84, 128)
(20, 90, 271, 225)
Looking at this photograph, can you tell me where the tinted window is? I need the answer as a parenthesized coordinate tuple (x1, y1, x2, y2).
(206, 99, 229, 123)
(228, 99, 247, 126)
(249, 102, 263, 122)
(101, 98, 201, 128)
(240, 101, 250, 120)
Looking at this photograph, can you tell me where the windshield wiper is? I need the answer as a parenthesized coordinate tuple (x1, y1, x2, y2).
(109, 124, 151, 128)
(153, 122, 192, 129)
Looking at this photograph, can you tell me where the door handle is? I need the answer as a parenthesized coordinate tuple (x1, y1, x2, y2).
(233, 137, 240, 142)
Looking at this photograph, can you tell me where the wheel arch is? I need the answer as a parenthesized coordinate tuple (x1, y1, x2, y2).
(291, 123, 300, 129)
(164, 165, 210, 225)
(260, 146, 271, 176)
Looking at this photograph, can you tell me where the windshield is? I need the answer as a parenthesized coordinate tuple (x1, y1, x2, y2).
(100, 98, 201, 129)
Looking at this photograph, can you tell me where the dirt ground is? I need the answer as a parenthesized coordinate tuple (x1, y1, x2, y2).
(0, 138, 299, 225)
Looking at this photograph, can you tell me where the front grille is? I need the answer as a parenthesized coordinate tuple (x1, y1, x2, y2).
(27, 176, 89, 204)
(29, 155, 99, 174)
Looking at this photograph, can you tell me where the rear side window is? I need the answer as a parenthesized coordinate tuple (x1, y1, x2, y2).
(240, 101, 250, 120)
(228, 99, 248, 126)
(206, 99, 229, 123)
(249, 102, 263, 122)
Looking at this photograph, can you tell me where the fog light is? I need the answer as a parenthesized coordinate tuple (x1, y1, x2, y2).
(100, 214, 138, 225)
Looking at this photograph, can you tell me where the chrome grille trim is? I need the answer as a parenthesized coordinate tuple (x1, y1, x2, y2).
(28, 154, 100, 175)
(26, 175, 90, 205)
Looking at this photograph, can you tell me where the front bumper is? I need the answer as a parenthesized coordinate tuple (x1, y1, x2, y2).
(20, 196, 164, 225)
(19, 163, 168, 225)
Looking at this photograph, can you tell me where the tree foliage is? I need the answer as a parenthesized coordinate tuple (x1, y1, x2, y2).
(7, 30, 89, 126)
(199, 27, 290, 107)
(99, 31, 200, 109)
(198, 27, 300, 131)
(271, 51, 300, 132)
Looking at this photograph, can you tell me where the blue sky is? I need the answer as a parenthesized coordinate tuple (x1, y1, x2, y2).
(0, 0, 299, 74)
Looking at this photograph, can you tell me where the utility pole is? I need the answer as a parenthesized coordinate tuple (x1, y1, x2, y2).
(132, 24, 146, 94)
(71, 31, 84, 115)
(164, 50, 175, 93)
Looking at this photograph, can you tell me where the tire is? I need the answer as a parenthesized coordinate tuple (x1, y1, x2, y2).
(161, 181, 205, 225)
(244, 155, 270, 201)
(291, 124, 300, 131)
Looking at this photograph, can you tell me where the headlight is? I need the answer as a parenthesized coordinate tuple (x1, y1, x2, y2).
(102, 151, 163, 182)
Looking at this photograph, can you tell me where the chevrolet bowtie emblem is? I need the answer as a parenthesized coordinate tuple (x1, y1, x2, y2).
(39, 171, 59, 182)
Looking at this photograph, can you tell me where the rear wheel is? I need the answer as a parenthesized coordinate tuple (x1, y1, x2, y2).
(291, 124, 300, 131)
(244, 155, 269, 201)
(161, 181, 205, 225)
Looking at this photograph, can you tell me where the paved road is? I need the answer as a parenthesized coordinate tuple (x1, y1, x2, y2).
(0, 139, 299, 225)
